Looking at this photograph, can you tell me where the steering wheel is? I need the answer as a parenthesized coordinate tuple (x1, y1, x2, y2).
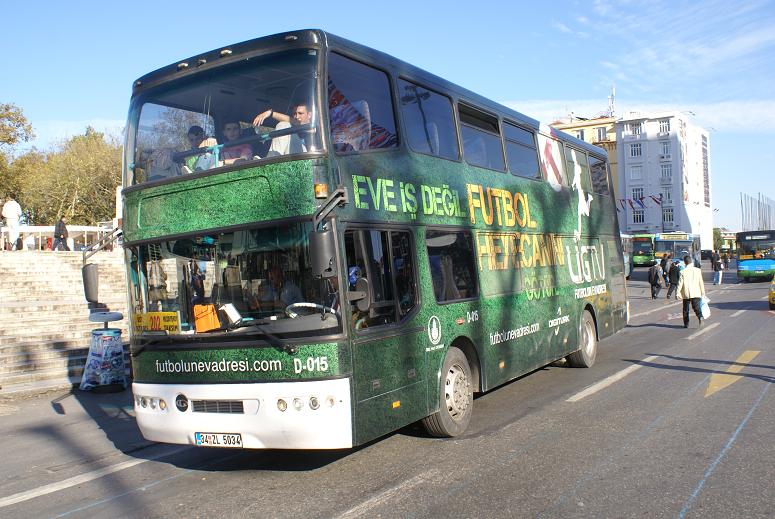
(285, 302, 336, 318)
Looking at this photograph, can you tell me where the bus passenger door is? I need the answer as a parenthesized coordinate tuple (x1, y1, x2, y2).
(343, 228, 426, 445)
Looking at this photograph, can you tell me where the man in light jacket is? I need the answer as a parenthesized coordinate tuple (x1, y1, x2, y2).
(677, 254, 706, 328)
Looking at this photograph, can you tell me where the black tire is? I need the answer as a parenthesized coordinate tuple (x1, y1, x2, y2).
(422, 347, 473, 437)
(566, 310, 597, 368)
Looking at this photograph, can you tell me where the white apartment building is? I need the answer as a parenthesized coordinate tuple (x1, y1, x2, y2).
(616, 112, 713, 248)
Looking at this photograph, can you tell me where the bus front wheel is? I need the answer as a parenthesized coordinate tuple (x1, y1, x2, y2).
(422, 347, 473, 437)
(566, 310, 597, 368)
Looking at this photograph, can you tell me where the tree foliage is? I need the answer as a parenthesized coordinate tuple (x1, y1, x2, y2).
(713, 227, 723, 250)
(4, 127, 121, 226)
(0, 103, 34, 148)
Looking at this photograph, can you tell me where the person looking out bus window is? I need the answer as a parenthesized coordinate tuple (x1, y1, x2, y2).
(183, 125, 218, 172)
(252, 103, 313, 156)
(220, 121, 253, 165)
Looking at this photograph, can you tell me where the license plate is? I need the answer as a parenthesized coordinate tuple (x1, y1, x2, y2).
(194, 432, 243, 448)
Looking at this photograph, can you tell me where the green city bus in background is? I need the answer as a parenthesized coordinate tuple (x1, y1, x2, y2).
(631, 234, 655, 266)
(99, 30, 627, 449)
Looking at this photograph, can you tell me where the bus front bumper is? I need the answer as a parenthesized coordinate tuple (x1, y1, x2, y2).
(132, 378, 353, 450)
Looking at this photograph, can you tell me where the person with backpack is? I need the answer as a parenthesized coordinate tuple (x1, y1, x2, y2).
(648, 262, 664, 299)
(659, 253, 671, 286)
(666, 259, 682, 299)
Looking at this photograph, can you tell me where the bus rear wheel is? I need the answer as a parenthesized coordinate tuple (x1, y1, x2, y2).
(422, 347, 473, 437)
(566, 310, 597, 368)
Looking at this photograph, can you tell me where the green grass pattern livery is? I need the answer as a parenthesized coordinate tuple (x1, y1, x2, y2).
(119, 29, 627, 449)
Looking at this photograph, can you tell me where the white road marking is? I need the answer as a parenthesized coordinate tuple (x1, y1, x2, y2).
(338, 470, 438, 519)
(566, 356, 658, 402)
(630, 300, 681, 318)
(730, 309, 746, 318)
(685, 322, 721, 340)
(761, 295, 770, 300)
(0, 446, 189, 509)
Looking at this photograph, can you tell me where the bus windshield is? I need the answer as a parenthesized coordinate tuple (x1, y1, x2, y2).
(738, 238, 775, 259)
(632, 241, 653, 255)
(128, 221, 341, 338)
(128, 49, 320, 186)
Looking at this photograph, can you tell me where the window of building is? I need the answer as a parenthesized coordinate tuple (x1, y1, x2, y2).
(632, 187, 644, 200)
(398, 79, 458, 160)
(662, 188, 672, 202)
(459, 104, 505, 171)
(588, 155, 610, 195)
(426, 230, 478, 302)
(629, 122, 642, 135)
(503, 123, 539, 179)
(328, 53, 398, 154)
(662, 208, 674, 223)
(633, 210, 645, 224)
(343, 229, 417, 329)
(596, 127, 607, 141)
(630, 165, 642, 180)
(659, 119, 671, 133)
(661, 141, 670, 155)
(576, 129, 585, 140)
(661, 163, 672, 179)
(630, 143, 642, 157)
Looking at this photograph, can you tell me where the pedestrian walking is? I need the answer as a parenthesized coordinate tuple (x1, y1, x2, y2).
(53, 216, 70, 251)
(722, 252, 730, 270)
(677, 255, 706, 328)
(711, 250, 723, 285)
(660, 253, 672, 286)
(2, 195, 23, 250)
(648, 262, 663, 299)
(666, 259, 682, 299)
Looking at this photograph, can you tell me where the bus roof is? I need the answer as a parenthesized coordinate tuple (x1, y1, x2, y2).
(132, 29, 607, 160)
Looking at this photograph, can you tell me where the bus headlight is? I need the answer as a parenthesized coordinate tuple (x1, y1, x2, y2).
(293, 398, 304, 411)
(277, 399, 288, 412)
(309, 396, 320, 410)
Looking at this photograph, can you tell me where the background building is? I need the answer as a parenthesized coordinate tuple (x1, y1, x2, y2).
(616, 111, 713, 248)
(552, 115, 620, 200)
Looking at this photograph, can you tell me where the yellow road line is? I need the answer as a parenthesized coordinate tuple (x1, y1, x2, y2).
(705, 350, 761, 397)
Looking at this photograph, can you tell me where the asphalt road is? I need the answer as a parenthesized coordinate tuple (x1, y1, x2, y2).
(1, 267, 773, 519)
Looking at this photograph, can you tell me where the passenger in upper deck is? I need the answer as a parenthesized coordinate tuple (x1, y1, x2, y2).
(183, 125, 218, 172)
(220, 121, 253, 165)
(252, 103, 314, 156)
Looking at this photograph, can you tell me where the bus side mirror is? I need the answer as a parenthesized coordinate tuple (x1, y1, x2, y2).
(83, 263, 99, 303)
(347, 277, 371, 312)
(309, 228, 337, 279)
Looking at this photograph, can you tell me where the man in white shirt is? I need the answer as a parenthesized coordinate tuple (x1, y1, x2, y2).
(677, 255, 707, 328)
(2, 196, 23, 250)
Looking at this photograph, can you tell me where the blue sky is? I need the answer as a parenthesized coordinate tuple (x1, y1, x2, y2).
(1, 0, 773, 230)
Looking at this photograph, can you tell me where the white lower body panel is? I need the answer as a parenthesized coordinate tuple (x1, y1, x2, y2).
(133, 378, 353, 449)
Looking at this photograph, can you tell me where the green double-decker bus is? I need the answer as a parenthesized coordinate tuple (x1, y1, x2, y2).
(114, 30, 627, 449)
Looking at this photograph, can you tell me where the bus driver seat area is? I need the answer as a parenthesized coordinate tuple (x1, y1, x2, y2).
(330, 100, 371, 152)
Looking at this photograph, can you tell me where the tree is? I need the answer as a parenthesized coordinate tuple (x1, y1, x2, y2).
(14, 127, 121, 225)
(713, 227, 723, 251)
(0, 103, 34, 148)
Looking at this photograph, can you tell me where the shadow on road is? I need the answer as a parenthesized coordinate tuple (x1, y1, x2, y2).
(623, 357, 775, 384)
(645, 353, 775, 371)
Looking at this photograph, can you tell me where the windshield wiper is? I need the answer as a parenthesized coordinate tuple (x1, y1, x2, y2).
(231, 321, 297, 354)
